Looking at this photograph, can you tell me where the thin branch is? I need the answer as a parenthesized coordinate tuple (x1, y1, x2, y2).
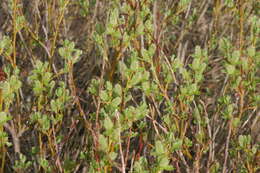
(115, 111, 126, 173)
(222, 120, 232, 173)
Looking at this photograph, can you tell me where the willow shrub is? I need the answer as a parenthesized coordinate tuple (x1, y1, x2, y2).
(0, 0, 259, 172)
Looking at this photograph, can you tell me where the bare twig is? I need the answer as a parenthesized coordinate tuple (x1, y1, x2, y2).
(115, 111, 126, 173)
(222, 120, 232, 173)
(3, 121, 26, 153)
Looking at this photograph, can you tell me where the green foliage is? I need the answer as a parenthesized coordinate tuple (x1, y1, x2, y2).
(39, 158, 52, 172)
(0, 0, 259, 172)
(0, 36, 13, 56)
(0, 112, 12, 148)
(13, 154, 32, 172)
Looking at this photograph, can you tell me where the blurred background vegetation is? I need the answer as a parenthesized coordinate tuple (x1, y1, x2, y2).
(0, 0, 259, 172)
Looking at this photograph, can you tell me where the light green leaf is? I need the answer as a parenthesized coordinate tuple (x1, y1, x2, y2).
(106, 81, 113, 91)
(100, 90, 109, 102)
(247, 46, 255, 57)
(99, 134, 108, 151)
(225, 64, 236, 75)
(130, 72, 142, 86)
(172, 139, 183, 151)
(111, 97, 121, 107)
(104, 117, 113, 131)
(155, 141, 164, 155)
(114, 84, 122, 96)
(109, 152, 117, 161)
(159, 157, 174, 170)
(0, 112, 12, 125)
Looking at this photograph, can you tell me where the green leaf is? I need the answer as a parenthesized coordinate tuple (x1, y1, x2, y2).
(159, 157, 174, 170)
(193, 107, 201, 124)
(0, 112, 12, 125)
(58, 47, 66, 58)
(184, 137, 193, 147)
(87, 79, 99, 95)
(50, 100, 59, 113)
(232, 117, 240, 128)
(194, 46, 202, 58)
(191, 58, 200, 70)
(99, 134, 108, 151)
(136, 23, 144, 35)
(13, 154, 32, 170)
(230, 50, 240, 65)
(106, 81, 113, 91)
(104, 117, 113, 131)
(39, 158, 51, 172)
(109, 8, 119, 26)
(180, 68, 191, 81)
(114, 84, 122, 96)
(96, 23, 105, 34)
(130, 60, 139, 71)
(247, 46, 255, 57)
(172, 139, 183, 151)
(155, 141, 165, 155)
(142, 71, 150, 81)
(109, 152, 117, 161)
(142, 81, 150, 94)
(135, 103, 148, 120)
(141, 48, 150, 62)
(241, 58, 249, 71)
(134, 157, 149, 173)
(111, 97, 121, 107)
(39, 115, 51, 132)
(100, 90, 109, 102)
(130, 72, 142, 86)
(195, 129, 205, 143)
(238, 135, 251, 148)
(225, 64, 236, 75)
(195, 73, 203, 83)
(172, 58, 183, 71)
(33, 80, 44, 95)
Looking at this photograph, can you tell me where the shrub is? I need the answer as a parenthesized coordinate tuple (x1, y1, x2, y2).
(0, 0, 259, 172)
